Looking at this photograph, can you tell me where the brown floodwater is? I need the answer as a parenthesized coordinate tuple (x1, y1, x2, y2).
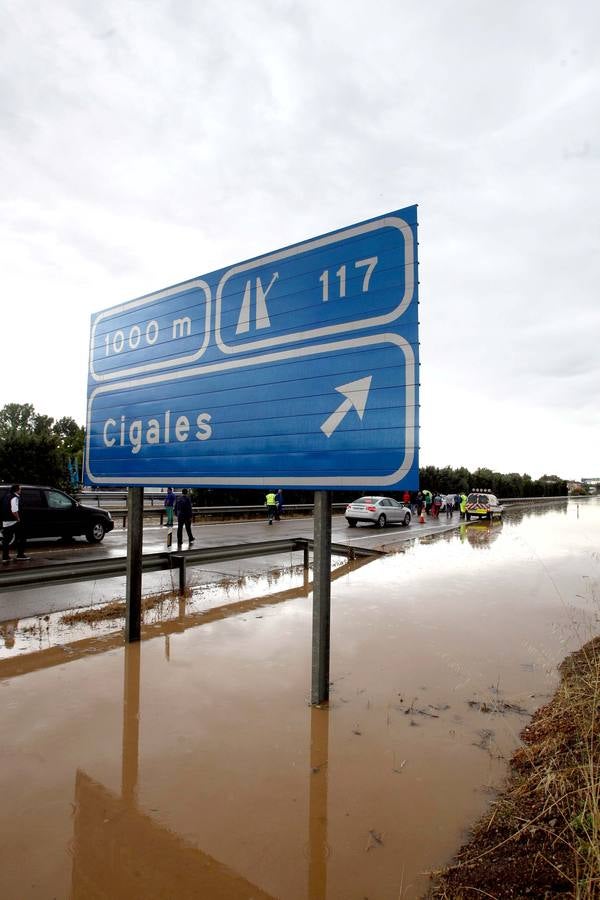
(0, 499, 598, 899)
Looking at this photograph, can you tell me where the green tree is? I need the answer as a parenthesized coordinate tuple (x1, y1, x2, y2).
(0, 403, 84, 489)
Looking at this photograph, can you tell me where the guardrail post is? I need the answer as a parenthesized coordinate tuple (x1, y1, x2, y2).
(125, 487, 144, 643)
(311, 491, 332, 705)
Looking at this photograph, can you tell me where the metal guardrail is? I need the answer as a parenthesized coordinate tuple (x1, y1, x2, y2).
(76, 491, 170, 507)
(0, 537, 380, 594)
(500, 495, 569, 504)
(97, 503, 349, 529)
(76, 491, 572, 505)
(91, 496, 570, 529)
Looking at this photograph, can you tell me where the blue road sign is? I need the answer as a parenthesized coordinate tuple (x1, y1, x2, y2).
(86, 206, 419, 490)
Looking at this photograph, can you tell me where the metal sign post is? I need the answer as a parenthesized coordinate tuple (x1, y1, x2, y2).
(125, 487, 143, 642)
(311, 491, 332, 705)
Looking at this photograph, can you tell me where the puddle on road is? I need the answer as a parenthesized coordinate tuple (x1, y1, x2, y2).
(0, 499, 598, 899)
(0, 556, 353, 662)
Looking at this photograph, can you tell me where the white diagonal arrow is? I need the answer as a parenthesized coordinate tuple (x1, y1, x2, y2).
(320, 376, 373, 438)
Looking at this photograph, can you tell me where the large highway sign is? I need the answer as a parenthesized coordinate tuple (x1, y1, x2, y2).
(85, 206, 419, 489)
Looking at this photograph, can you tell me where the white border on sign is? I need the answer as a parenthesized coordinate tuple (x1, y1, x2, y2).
(85, 332, 416, 488)
(89, 279, 211, 383)
(215, 216, 414, 355)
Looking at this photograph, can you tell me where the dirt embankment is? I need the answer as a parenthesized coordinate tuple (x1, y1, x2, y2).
(428, 636, 600, 899)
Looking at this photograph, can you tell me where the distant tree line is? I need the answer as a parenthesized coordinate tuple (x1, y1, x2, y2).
(417, 465, 567, 499)
(0, 403, 567, 501)
(0, 403, 84, 490)
(192, 466, 567, 506)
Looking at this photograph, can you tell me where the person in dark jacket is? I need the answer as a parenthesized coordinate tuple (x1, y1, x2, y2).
(175, 488, 195, 548)
(164, 487, 175, 527)
(275, 489, 284, 521)
(2, 484, 30, 563)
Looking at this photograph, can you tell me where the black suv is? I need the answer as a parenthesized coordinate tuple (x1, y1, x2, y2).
(0, 485, 114, 543)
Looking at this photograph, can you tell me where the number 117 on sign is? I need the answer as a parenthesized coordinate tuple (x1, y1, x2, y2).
(319, 256, 378, 301)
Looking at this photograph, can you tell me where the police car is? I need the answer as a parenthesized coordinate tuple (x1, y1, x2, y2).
(465, 490, 504, 521)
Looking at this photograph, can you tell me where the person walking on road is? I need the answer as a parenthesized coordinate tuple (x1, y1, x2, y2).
(445, 494, 454, 517)
(175, 488, 195, 548)
(164, 487, 175, 527)
(265, 490, 277, 524)
(2, 484, 30, 563)
(415, 491, 424, 517)
(423, 490, 432, 515)
(432, 493, 442, 519)
(275, 489, 284, 521)
(460, 493, 468, 519)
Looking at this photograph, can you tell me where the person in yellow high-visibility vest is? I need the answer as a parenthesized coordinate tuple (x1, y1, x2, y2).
(460, 493, 468, 519)
(265, 490, 277, 524)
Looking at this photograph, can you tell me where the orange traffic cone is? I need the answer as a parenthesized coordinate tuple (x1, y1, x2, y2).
(419, 512, 425, 524)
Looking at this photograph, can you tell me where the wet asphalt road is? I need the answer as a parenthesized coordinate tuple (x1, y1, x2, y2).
(0, 511, 462, 621)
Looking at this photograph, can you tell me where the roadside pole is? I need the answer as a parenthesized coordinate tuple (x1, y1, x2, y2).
(121, 641, 140, 803)
(311, 490, 332, 705)
(125, 487, 144, 642)
(308, 704, 330, 897)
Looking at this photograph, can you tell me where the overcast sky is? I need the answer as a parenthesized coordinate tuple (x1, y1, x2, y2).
(1, 0, 598, 480)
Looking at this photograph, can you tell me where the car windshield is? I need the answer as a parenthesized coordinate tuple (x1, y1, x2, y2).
(354, 497, 376, 504)
(468, 493, 490, 504)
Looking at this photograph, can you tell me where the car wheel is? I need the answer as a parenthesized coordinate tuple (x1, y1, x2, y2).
(346, 518, 357, 528)
(403, 513, 411, 526)
(86, 521, 106, 543)
(376, 514, 386, 528)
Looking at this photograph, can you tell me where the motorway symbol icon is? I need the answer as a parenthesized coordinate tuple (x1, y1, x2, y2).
(235, 272, 279, 334)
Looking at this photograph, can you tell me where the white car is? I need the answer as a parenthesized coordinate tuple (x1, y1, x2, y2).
(345, 496, 412, 529)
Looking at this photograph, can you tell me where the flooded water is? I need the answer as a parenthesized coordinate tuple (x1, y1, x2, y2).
(0, 499, 598, 899)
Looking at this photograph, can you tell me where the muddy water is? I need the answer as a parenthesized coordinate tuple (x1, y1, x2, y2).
(0, 499, 598, 899)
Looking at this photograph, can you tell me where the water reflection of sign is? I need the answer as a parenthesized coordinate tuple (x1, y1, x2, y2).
(71, 772, 276, 899)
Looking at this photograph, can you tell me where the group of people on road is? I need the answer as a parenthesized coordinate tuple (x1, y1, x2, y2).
(164, 486, 285, 538)
(163, 487, 195, 548)
(163, 486, 285, 544)
(409, 490, 468, 520)
(2, 484, 30, 564)
(265, 489, 284, 524)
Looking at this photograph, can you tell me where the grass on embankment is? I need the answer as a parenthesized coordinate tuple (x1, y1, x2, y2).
(428, 635, 600, 898)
